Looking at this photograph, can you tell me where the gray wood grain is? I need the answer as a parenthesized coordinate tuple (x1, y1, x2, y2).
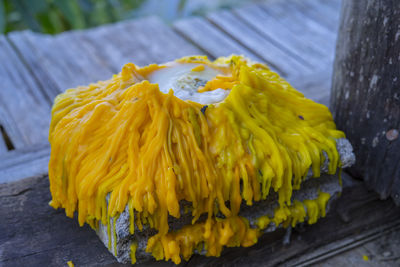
(79, 16, 202, 72)
(0, 133, 7, 154)
(246, 2, 336, 64)
(289, 68, 332, 106)
(206, 10, 310, 77)
(9, 30, 115, 92)
(331, 0, 400, 205)
(0, 176, 118, 267)
(286, 220, 400, 266)
(231, 4, 326, 70)
(293, 0, 341, 32)
(0, 106, 25, 152)
(7, 32, 62, 101)
(0, 36, 51, 148)
(0, 174, 399, 267)
(0, 144, 50, 183)
(8, 17, 202, 96)
(172, 17, 267, 67)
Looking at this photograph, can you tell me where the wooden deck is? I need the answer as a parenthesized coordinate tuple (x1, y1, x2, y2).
(0, 0, 399, 266)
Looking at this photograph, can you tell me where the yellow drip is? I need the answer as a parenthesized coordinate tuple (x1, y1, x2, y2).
(191, 64, 205, 72)
(48, 55, 344, 263)
(255, 191, 330, 231)
(130, 241, 138, 264)
(113, 215, 118, 256)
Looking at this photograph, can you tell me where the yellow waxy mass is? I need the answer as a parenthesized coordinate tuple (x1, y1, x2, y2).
(49, 55, 344, 264)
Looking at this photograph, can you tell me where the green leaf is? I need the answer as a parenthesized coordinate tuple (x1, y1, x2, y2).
(53, 0, 86, 29)
(0, 0, 5, 33)
(36, 12, 56, 34)
(10, 0, 43, 31)
(87, 0, 113, 26)
(178, 0, 187, 12)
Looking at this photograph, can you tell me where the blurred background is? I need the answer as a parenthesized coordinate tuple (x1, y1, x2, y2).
(0, 0, 263, 34)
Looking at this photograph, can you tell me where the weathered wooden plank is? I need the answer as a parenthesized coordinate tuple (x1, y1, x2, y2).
(331, 0, 400, 205)
(0, 106, 24, 152)
(172, 17, 269, 68)
(237, 2, 335, 64)
(9, 30, 115, 92)
(1, 173, 399, 267)
(0, 176, 118, 267)
(290, 68, 332, 106)
(0, 144, 50, 183)
(206, 10, 311, 77)
(234, 1, 340, 105)
(78, 16, 202, 72)
(285, 220, 400, 266)
(8, 17, 202, 96)
(0, 132, 7, 154)
(231, 4, 328, 69)
(7, 32, 61, 101)
(0, 35, 51, 147)
(318, 0, 342, 14)
(293, 0, 341, 32)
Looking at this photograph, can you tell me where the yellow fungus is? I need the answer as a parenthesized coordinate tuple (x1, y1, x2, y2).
(304, 199, 319, 225)
(130, 241, 138, 264)
(191, 64, 205, 72)
(67, 261, 74, 267)
(316, 191, 331, 217)
(256, 215, 271, 230)
(48, 55, 344, 263)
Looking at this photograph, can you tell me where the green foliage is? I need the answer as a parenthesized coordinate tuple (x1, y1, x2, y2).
(1, 0, 146, 34)
(0, 0, 5, 33)
(1, 0, 257, 34)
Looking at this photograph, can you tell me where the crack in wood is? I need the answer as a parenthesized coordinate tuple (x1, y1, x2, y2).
(0, 188, 32, 198)
(0, 124, 15, 151)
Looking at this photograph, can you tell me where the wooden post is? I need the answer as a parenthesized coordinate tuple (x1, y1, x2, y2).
(331, 0, 400, 204)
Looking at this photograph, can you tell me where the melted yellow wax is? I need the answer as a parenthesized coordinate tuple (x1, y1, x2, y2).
(48, 55, 344, 264)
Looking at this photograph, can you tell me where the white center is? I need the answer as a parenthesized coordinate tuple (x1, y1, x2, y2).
(147, 63, 230, 104)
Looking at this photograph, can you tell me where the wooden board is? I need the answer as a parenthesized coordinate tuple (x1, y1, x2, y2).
(293, 0, 342, 32)
(0, 176, 117, 267)
(287, 221, 400, 266)
(0, 144, 50, 183)
(0, 36, 51, 149)
(230, 4, 326, 69)
(80, 16, 203, 71)
(0, 129, 7, 154)
(8, 30, 115, 94)
(1, 174, 399, 267)
(205, 10, 309, 77)
(173, 17, 262, 62)
(331, 0, 400, 205)
(0, 106, 23, 152)
(8, 16, 202, 97)
(315, 223, 400, 266)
